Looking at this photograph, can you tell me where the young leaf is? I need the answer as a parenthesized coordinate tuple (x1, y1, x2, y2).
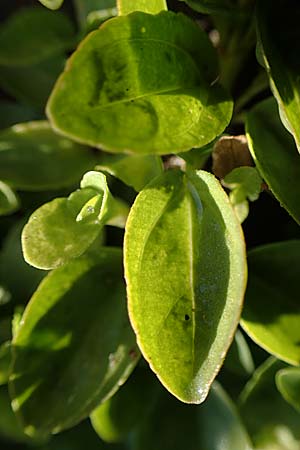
(133, 382, 252, 450)
(0, 181, 19, 216)
(90, 366, 159, 443)
(239, 358, 300, 450)
(38, 0, 64, 10)
(117, 0, 167, 15)
(124, 169, 247, 403)
(96, 153, 163, 191)
(241, 241, 300, 365)
(246, 98, 300, 224)
(256, 1, 300, 151)
(10, 248, 139, 437)
(0, 8, 74, 67)
(0, 121, 97, 191)
(47, 11, 232, 155)
(276, 368, 300, 414)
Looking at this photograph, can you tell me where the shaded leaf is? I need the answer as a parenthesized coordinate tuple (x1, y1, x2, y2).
(0, 121, 97, 191)
(10, 248, 139, 437)
(223, 329, 255, 377)
(47, 11, 232, 155)
(256, 0, 300, 151)
(0, 8, 74, 67)
(180, 0, 235, 14)
(124, 169, 246, 403)
(133, 382, 252, 450)
(0, 341, 11, 386)
(239, 358, 300, 450)
(276, 367, 300, 414)
(74, 0, 117, 31)
(241, 241, 300, 365)
(0, 386, 32, 443)
(246, 98, 300, 224)
(0, 181, 19, 216)
(0, 101, 38, 130)
(96, 153, 163, 191)
(212, 135, 253, 180)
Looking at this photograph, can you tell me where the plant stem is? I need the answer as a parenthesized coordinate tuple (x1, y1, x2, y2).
(117, 0, 167, 15)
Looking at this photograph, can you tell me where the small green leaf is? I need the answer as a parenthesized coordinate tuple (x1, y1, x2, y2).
(90, 366, 158, 443)
(239, 358, 300, 450)
(0, 341, 11, 386)
(276, 367, 300, 414)
(256, 1, 300, 151)
(0, 181, 19, 216)
(10, 248, 139, 437)
(22, 171, 127, 270)
(96, 153, 163, 191)
(133, 382, 252, 450)
(241, 241, 300, 365)
(38, 0, 64, 10)
(0, 121, 97, 191)
(125, 169, 246, 403)
(246, 98, 300, 224)
(0, 8, 74, 67)
(117, 0, 167, 15)
(47, 11, 232, 155)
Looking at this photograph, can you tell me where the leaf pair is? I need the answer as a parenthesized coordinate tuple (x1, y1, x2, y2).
(22, 171, 128, 270)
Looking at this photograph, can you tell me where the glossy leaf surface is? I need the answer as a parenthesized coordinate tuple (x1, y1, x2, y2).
(0, 8, 74, 67)
(0, 181, 19, 216)
(241, 241, 300, 365)
(133, 382, 252, 450)
(276, 367, 300, 413)
(125, 169, 246, 403)
(10, 248, 139, 437)
(90, 366, 158, 443)
(239, 358, 300, 450)
(0, 122, 97, 191)
(47, 11, 232, 155)
(246, 98, 300, 224)
(256, 1, 300, 150)
(118, 0, 167, 15)
(96, 153, 163, 191)
(38, 0, 64, 10)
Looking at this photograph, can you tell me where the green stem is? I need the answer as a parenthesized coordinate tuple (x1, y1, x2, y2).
(117, 0, 167, 15)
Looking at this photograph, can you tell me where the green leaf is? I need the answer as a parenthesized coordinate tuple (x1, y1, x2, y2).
(276, 367, 300, 414)
(179, 0, 235, 14)
(22, 171, 128, 270)
(38, 0, 64, 10)
(0, 181, 19, 216)
(10, 248, 139, 437)
(239, 358, 300, 450)
(90, 365, 158, 443)
(0, 55, 65, 110)
(133, 382, 252, 450)
(0, 121, 97, 191)
(256, 1, 300, 151)
(241, 241, 300, 366)
(124, 169, 246, 403)
(246, 98, 300, 224)
(118, 0, 167, 15)
(96, 153, 163, 191)
(0, 386, 32, 443)
(0, 341, 11, 386)
(47, 11, 232, 155)
(0, 8, 74, 67)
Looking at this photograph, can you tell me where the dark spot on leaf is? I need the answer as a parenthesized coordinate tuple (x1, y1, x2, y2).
(185, 314, 190, 321)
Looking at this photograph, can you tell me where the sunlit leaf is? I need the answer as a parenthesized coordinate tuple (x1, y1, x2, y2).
(118, 0, 167, 15)
(38, 0, 64, 10)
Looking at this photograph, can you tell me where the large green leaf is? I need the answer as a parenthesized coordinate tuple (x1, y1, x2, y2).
(133, 382, 252, 450)
(22, 171, 127, 270)
(90, 365, 159, 443)
(47, 11, 232, 155)
(0, 8, 74, 67)
(246, 98, 300, 224)
(118, 0, 167, 15)
(239, 358, 300, 450)
(124, 169, 246, 403)
(256, 1, 300, 151)
(241, 241, 300, 365)
(0, 121, 97, 191)
(38, 0, 64, 10)
(10, 248, 139, 437)
(276, 367, 300, 414)
(96, 153, 163, 191)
